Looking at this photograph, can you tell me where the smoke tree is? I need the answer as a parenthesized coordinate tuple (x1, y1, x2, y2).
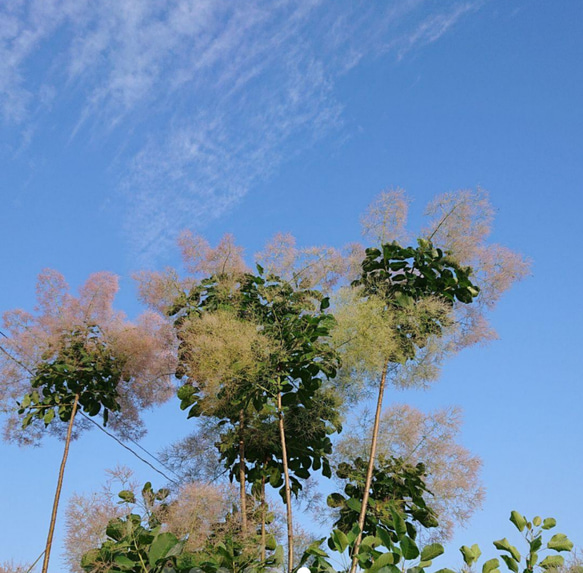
(323, 189, 528, 573)
(0, 270, 176, 573)
(63, 466, 140, 573)
(166, 262, 341, 572)
(334, 404, 484, 542)
(0, 188, 538, 571)
(334, 238, 480, 572)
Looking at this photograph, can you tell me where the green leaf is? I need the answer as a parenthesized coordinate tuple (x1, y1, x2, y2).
(547, 533, 574, 552)
(533, 516, 542, 527)
(460, 545, 481, 566)
(471, 544, 482, 561)
(307, 544, 329, 558)
(331, 529, 349, 553)
(361, 535, 379, 548)
(400, 537, 420, 560)
(148, 532, 179, 566)
(500, 555, 519, 573)
(510, 511, 527, 532)
(460, 546, 473, 566)
(346, 497, 363, 513)
(390, 508, 407, 539)
(327, 493, 344, 508)
(528, 552, 538, 568)
(376, 527, 394, 550)
(274, 544, 284, 565)
(280, 392, 297, 407)
(269, 468, 282, 488)
(80, 549, 100, 568)
(483, 558, 501, 573)
(43, 409, 55, 425)
(166, 539, 185, 558)
(365, 247, 382, 258)
(542, 518, 557, 530)
(156, 488, 170, 501)
(347, 523, 362, 545)
(493, 538, 521, 562)
(530, 536, 543, 553)
(105, 520, 125, 541)
(420, 543, 444, 562)
(540, 555, 565, 570)
(369, 551, 396, 573)
(113, 556, 137, 569)
(266, 534, 278, 551)
(118, 490, 136, 504)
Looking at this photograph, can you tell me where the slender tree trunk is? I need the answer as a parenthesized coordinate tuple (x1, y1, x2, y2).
(349, 363, 389, 573)
(277, 392, 294, 572)
(42, 393, 79, 573)
(238, 408, 248, 532)
(260, 472, 267, 562)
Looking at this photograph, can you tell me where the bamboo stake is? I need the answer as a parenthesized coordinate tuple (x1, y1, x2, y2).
(349, 363, 389, 573)
(239, 408, 248, 532)
(41, 393, 79, 573)
(277, 392, 294, 572)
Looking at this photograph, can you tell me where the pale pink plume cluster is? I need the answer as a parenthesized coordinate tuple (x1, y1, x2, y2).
(377, 404, 484, 542)
(423, 188, 531, 347)
(256, 232, 349, 292)
(0, 563, 29, 573)
(64, 471, 238, 571)
(360, 187, 410, 245)
(359, 188, 530, 348)
(139, 189, 528, 353)
(0, 269, 177, 444)
(136, 231, 249, 313)
(336, 404, 484, 543)
(138, 230, 349, 313)
(63, 466, 141, 573)
(177, 231, 248, 277)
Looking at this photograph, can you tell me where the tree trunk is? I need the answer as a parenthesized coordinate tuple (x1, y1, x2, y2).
(349, 363, 389, 573)
(238, 408, 248, 532)
(42, 393, 79, 573)
(277, 392, 294, 572)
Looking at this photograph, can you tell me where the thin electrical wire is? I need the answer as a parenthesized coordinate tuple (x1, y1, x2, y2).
(78, 412, 180, 486)
(0, 329, 181, 486)
(24, 549, 45, 573)
(125, 434, 183, 480)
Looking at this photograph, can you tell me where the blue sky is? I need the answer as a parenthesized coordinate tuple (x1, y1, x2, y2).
(1, 0, 582, 570)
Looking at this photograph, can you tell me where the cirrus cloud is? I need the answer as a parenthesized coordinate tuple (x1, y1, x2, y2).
(0, 0, 482, 261)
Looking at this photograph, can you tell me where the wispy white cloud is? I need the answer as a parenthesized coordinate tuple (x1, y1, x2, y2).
(394, 2, 482, 60)
(0, 0, 483, 262)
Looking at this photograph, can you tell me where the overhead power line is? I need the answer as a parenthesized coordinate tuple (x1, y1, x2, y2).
(78, 412, 180, 486)
(0, 329, 180, 487)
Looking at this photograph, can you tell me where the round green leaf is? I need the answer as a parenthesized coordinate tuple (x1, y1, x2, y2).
(420, 543, 444, 562)
(547, 533, 574, 552)
(483, 558, 501, 573)
(540, 555, 565, 570)
(400, 537, 420, 560)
